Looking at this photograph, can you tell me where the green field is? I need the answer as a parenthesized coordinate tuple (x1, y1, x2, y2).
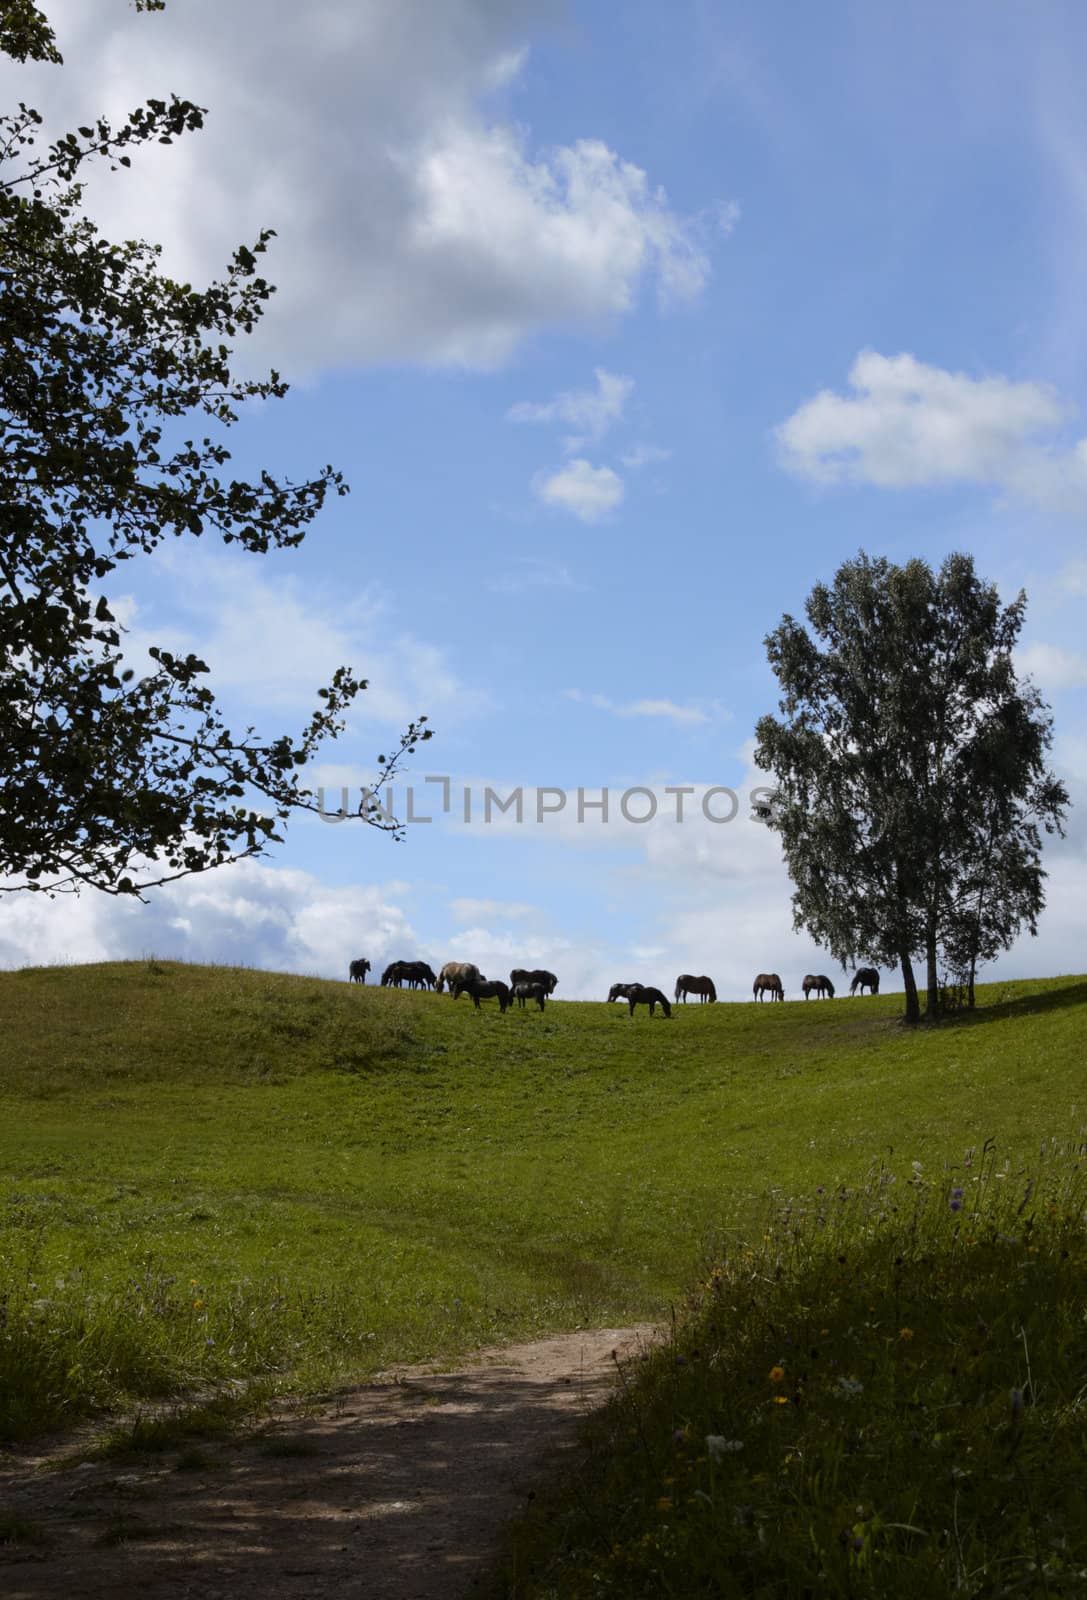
(1, 962, 1085, 1444)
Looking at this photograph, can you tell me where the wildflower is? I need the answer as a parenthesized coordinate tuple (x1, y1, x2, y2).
(899, 1328, 914, 1341)
(192, 1299, 204, 1310)
(836, 1377, 864, 1397)
(205, 1336, 215, 1347)
(656, 1497, 672, 1513)
(190, 1278, 198, 1286)
(706, 1436, 744, 1460)
(949, 1186, 964, 1213)
(769, 1366, 785, 1382)
(773, 1395, 789, 1405)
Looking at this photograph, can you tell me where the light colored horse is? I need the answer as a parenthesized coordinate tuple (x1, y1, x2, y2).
(438, 961, 482, 997)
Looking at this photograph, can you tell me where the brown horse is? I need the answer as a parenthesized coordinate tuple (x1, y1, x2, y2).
(802, 973, 835, 1000)
(511, 967, 559, 995)
(850, 968, 880, 996)
(753, 973, 784, 1002)
(675, 974, 716, 1003)
(607, 982, 638, 1003)
(438, 961, 481, 996)
(348, 958, 371, 984)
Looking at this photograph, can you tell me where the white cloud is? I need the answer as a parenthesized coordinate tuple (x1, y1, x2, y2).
(7, 2, 718, 373)
(509, 368, 634, 451)
(487, 557, 583, 594)
(533, 459, 625, 522)
(114, 546, 486, 732)
(566, 689, 711, 726)
(0, 860, 422, 978)
(1017, 642, 1087, 690)
(449, 897, 535, 922)
(620, 443, 672, 469)
(777, 350, 1087, 510)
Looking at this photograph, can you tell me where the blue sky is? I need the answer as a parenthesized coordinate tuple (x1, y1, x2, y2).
(3, 0, 1085, 996)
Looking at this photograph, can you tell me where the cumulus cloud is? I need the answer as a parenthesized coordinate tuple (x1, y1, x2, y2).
(777, 350, 1087, 510)
(509, 368, 634, 451)
(7, 1, 718, 372)
(533, 459, 625, 522)
(0, 861, 421, 978)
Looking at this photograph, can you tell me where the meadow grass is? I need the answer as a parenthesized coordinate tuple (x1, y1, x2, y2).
(498, 1147, 1087, 1597)
(1, 961, 1085, 1445)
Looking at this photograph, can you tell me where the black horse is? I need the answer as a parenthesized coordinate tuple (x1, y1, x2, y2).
(349, 958, 371, 984)
(607, 982, 638, 1003)
(626, 984, 672, 1018)
(512, 981, 546, 1011)
(850, 968, 880, 996)
(466, 978, 511, 1013)
(511, 967, 558, 995)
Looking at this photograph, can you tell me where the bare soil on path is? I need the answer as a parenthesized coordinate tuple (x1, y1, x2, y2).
(0, 1324, 657, 1600)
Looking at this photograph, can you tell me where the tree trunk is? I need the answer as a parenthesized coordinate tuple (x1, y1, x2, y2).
(924, 918, 941, 1020)
(900, 952, 921, 1025)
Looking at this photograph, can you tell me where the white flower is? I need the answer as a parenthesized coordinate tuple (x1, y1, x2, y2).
(706, 1435, 744, 1459)
(836, 1376, 864, 1398)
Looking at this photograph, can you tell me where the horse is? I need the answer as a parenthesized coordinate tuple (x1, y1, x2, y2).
(850, 967, 880, 996)
(466, 978, 511, 1013)
(607, 983, 638, 1003)
(380, 960, 407, 987)
(511, 967, 558, 995)
(626, 984, 672, 1018)
(512, 981, 546, 1011)
(802, 974, 835, 1000)
(438, 961, 481, 996)
(348, 958, 371, 984)
(675, 974, 716, 1003)
(403, 961, 437, 990)
(753, 973, 784, 1002)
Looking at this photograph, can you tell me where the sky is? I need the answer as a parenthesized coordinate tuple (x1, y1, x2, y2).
(2, 0, 1086, 998)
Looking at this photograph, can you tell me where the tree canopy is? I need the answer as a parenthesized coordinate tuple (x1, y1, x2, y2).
(0, 2, 429, 897)
(754, 551, 1068, 1023)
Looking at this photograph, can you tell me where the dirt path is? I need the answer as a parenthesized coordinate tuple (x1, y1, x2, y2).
(0, 1324, 657, 1600)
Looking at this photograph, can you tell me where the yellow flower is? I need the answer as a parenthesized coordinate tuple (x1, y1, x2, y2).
(656, 1497, 672, 1513)
(773, 1395, 789, 1405)
(769, 1365, 785, 1382)
(192, 1299, 204, 1309)
(899, 1328, 914, 1340)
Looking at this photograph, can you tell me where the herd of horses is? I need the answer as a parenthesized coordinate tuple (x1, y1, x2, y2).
(348, 958, 882, 1012)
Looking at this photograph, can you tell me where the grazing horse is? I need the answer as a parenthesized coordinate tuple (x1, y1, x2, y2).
(850, 967, 880, 996)
(380, 961, 406, 987)
(512, 981, 546, 1011)
(753, 973, 784, 1002)
(627, 984, 672, 1018)
(466, 978, 511, 1013)
(348, 958, 371, 984)
(512, 967, 558, 995)
(607, 982, 638, 1003)
(675, 974, 716, 1004)
(401, 961, 437, 990)
(438, 961, 481, 996)
(802, 974, 835, 1000)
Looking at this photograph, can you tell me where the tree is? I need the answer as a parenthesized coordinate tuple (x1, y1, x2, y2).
(0, 3, 430, 897)
(754, 552, 1068, 1024)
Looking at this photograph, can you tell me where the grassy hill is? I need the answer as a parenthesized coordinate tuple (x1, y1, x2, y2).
(1, 962, 1085, 1442)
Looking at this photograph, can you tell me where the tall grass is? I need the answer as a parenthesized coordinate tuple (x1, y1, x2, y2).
(500, 1141, 1087, 1597)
